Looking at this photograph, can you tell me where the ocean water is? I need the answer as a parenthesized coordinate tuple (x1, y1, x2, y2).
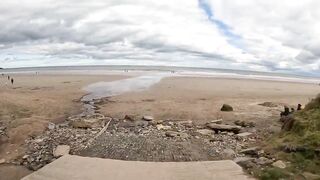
(1, 65, 319, 84)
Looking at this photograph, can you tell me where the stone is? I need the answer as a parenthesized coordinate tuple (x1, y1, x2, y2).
(124, 115, 135, 121)
(156, 124, 171, 130)
(210, 119, 223, 124)
(272, 160, 286, 169)
(237, 132, 253, 137)
(134, 120, 148, 127)
(234, 120, 255, 127)
(240, 147, 259, 156)
(301, 172, 320, 180)
(71, 118, 104, 129)
(220, 104, 233, 111)
(165, 131, 179, 137)
(165, 131, 188, 138)
(254, 157, 273, 165)
(53, 145, 70, 157)
(222, 148, 235, 159)
(178, 120, 193, 127)
(142, 116, 154, 121)
(48, 123, 55, 130)
(22, 155, 29, 159)
(233, 157, 254, 168)
(197, 129, 213, 136)
(0, 158, 5, 164)
(207, 123, 242, 134)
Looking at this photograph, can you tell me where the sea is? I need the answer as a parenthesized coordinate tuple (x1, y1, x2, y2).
(1, 65, 319, 84)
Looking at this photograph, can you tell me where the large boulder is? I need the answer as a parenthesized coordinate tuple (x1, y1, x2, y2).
(220, 104, 233, 111)
(206, 123, 241, 134)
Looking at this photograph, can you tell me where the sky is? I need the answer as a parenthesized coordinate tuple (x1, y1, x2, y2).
(0, 0, 319, 76)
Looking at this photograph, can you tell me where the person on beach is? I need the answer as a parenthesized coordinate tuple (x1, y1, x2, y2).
(297, 104, 302, 111)
(7, 76, 10, 80)
(11, 78, 14, 85)
(280, 106, 290, 117)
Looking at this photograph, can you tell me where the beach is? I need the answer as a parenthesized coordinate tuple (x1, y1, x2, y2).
(0, 70, 319, 179)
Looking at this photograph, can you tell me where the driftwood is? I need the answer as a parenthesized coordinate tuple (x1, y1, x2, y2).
(85, 118, 112, 148)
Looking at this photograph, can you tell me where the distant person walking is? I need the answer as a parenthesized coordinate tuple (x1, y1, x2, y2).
(7, 76, 10, 80)
(11, 78, 14, 85)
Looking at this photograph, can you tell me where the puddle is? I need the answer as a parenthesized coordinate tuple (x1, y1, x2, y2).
(82, 74, 168, 102)
(79, 74, 169, 116)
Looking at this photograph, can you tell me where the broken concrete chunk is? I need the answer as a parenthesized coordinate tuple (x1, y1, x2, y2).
(53, 145, 70, 157)
(206, 123, 241, 134)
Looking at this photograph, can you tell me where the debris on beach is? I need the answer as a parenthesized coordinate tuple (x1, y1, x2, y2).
(17, 113, 271, 172)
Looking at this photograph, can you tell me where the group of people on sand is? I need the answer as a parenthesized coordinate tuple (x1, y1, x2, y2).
(280, 104, 302, 117)
(1, 73, 14, 85)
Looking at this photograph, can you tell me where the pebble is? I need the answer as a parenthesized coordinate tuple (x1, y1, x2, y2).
(272, 160, 286, 169)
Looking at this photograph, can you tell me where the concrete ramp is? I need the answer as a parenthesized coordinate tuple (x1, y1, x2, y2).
(22, 155, 253, 180)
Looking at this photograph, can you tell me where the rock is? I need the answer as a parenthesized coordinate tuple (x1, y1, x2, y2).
(237, 132, 253, 137)
(197, 129, 213, 136)
(165, 131, 179, 137)
(22, 155, 29, 159)
(240, 147, 259, 156)
(254, 157, 273, 165)
(272, 160, 286, 169)
(258, 102, 278, 107)
(220, 104, 233, 111)
(142, 116, 154, 121)
(178, 120, 193, 127)
(124, 115, 135, 121)
(156, 124, 171, 130)
(165, 131, 188, 138)
(71, 117, 104, 128)
(233, 157, 254, 168)
(48, 123, 55, 130)
(134, 120, 149, 127)
(0, 159, 5, 164)
(300, 172, 320, 180)
(210, 119, 223, 124)
(222, 148, 235, 159)
(207, 123, 242, 134)
(53, 145, 70, 157)
(234, 120, 255, 127)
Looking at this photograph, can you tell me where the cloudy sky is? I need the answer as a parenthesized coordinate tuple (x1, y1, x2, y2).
(0, 0, 319, 76)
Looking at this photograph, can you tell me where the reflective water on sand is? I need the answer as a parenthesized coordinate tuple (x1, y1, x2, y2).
(82, 74, 169, 102)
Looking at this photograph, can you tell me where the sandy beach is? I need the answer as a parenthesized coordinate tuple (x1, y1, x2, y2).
(0, 72, 319, 179)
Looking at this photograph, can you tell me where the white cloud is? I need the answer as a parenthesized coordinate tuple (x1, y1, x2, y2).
(0, 0, 319, 76)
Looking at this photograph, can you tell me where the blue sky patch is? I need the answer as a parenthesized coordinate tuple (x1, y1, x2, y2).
(198, 0, 243, 48)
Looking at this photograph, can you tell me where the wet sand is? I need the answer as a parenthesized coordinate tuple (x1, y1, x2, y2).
(0, 74, 128, 161)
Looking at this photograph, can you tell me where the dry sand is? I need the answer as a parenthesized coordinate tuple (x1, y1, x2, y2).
(0, 73, 319, 179)
(99, 77, 320, 126)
